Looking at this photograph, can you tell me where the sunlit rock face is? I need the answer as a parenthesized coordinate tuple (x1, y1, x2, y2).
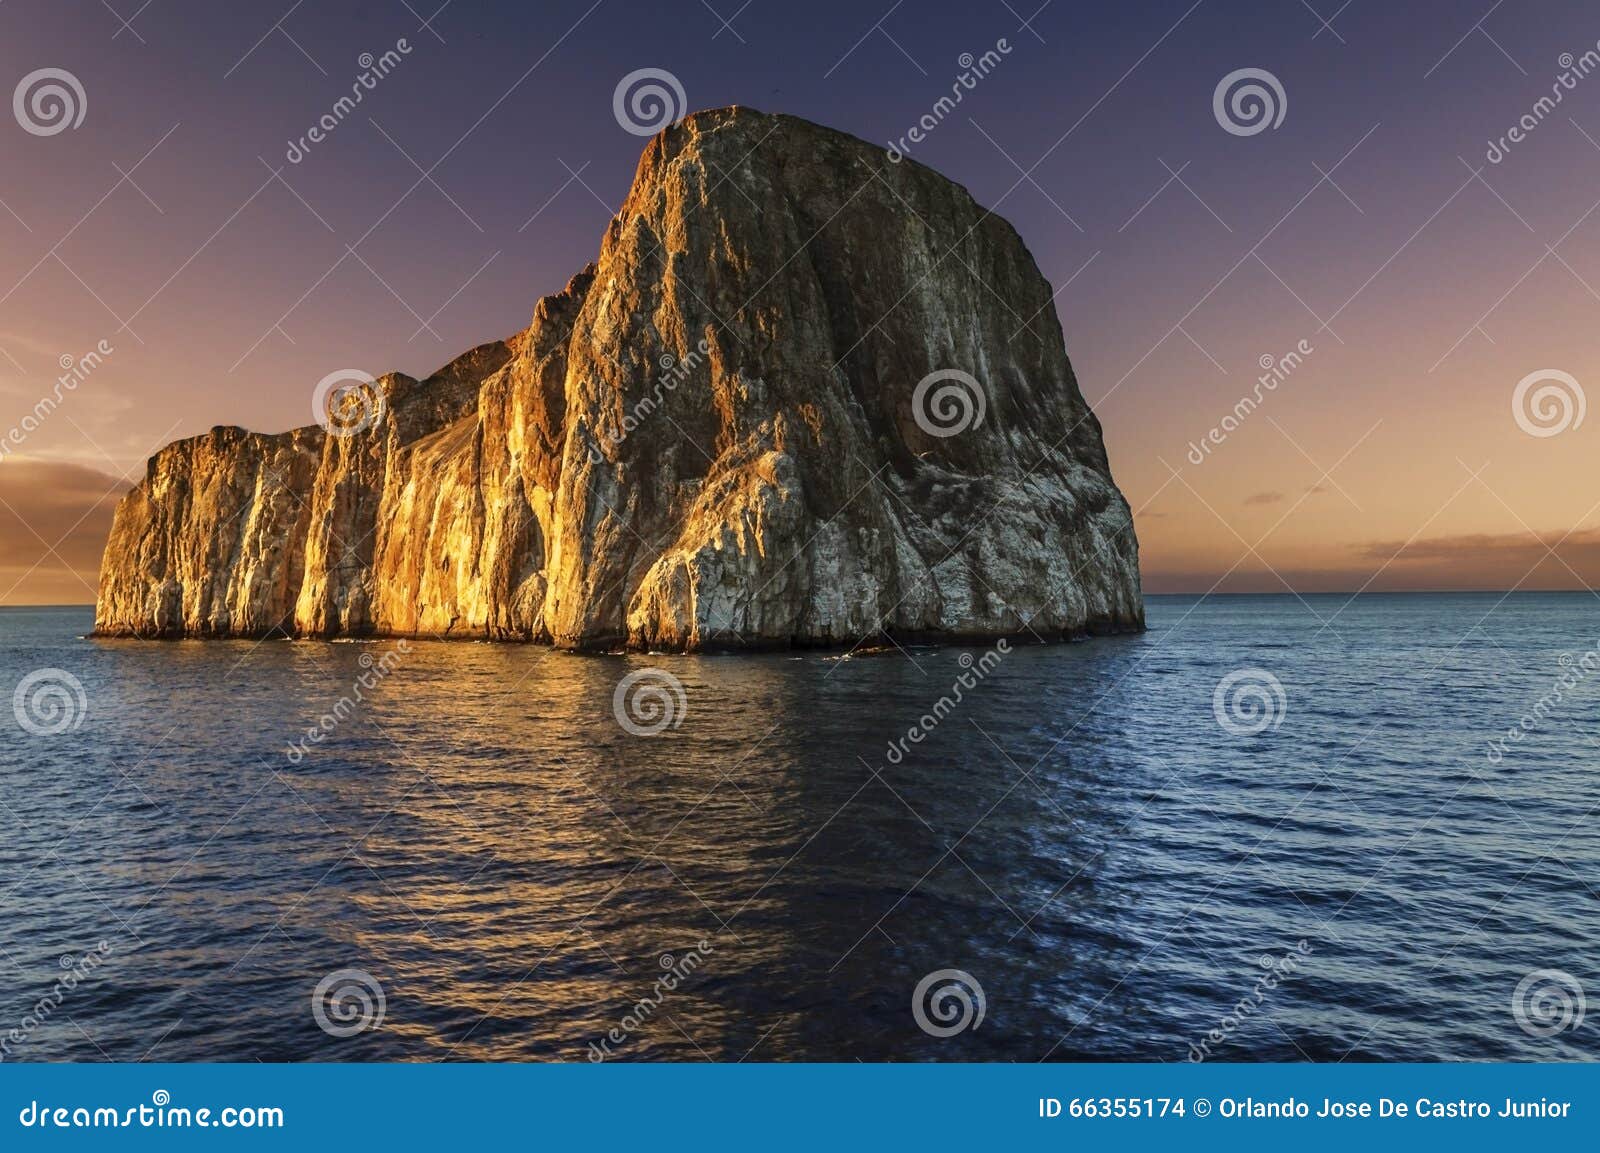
(94, 108, 1142, 650)
(96, 425, 323, 638)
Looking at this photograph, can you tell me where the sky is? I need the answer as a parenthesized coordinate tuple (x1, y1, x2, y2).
(1, 0, 1598, 603)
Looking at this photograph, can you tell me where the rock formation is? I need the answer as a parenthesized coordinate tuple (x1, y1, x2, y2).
(94, 108, 1143, 650)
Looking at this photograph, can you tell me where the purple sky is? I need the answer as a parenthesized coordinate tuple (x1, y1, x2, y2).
(3, 0, 1599, 602)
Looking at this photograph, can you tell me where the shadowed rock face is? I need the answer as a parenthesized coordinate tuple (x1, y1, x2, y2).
(94, 108, 1143, 650)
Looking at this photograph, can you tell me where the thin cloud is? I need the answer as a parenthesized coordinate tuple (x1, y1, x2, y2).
(1356, 528, 1600, 565)
(1143, 528, 1600, 594)
(1345, 528, 1600, 589)
(0, 459, 130, 604)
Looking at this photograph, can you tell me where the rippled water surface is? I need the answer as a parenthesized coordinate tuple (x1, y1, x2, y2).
(1, 594, 1595, 1061)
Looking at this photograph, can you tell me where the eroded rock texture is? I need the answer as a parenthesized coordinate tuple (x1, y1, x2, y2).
(95, 108, 1142, 649)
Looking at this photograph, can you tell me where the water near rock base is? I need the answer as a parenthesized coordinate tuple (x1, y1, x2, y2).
(1, 593, 1593, 1061)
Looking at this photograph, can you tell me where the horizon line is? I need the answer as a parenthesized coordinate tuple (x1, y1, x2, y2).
(3, 587, 1597, 612)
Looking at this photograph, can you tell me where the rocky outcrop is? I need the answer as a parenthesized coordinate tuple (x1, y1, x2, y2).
(96, 425, 322, 638)
(95, 108, 1143, 649)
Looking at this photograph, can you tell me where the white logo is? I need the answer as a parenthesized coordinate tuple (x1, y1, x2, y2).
(1213, 68, 1286, 137)
(613, 68, 686, 137)
(1512, 370, 1585, 438)
(311, 968, 386, 1037)
(612, 668, 687, 736)
(14, 68, 86, 137)
(912, 369, 986, 438)
(311, 369, 385, 438)
(912, 968, 985, 1037)
(13, 668, 87, 735)
(1512, 969, 1585, 1038)
(1212, 668, 1287, 735)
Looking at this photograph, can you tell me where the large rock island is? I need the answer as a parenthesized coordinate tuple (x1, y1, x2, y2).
(94, 108, 1143, 650)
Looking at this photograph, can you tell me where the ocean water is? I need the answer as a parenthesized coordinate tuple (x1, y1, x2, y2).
(0, 593, 1594, 1063)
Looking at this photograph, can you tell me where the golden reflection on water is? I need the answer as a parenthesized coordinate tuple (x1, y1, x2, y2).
(263, 641, 840, 1058)
(52, 596, 1593, 1061)
(57, 628, 1153, 1060)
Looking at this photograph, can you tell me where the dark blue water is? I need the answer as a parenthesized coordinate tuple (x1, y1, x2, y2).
(1, 594, 1595, 1062)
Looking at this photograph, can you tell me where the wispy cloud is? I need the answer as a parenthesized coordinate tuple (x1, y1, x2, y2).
(0, 459, 130, 604)
(1353, 528, 1600, 586)
(1145, 528, 1600, 594)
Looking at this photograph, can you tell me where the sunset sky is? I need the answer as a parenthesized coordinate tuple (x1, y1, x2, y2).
(2, 0, 1598, 602)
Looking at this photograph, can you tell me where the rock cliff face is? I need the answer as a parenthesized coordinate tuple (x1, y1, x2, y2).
(95, 108, 1143, 650)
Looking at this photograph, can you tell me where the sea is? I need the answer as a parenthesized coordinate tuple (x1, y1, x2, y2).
(0, 593, 1594, 1062)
